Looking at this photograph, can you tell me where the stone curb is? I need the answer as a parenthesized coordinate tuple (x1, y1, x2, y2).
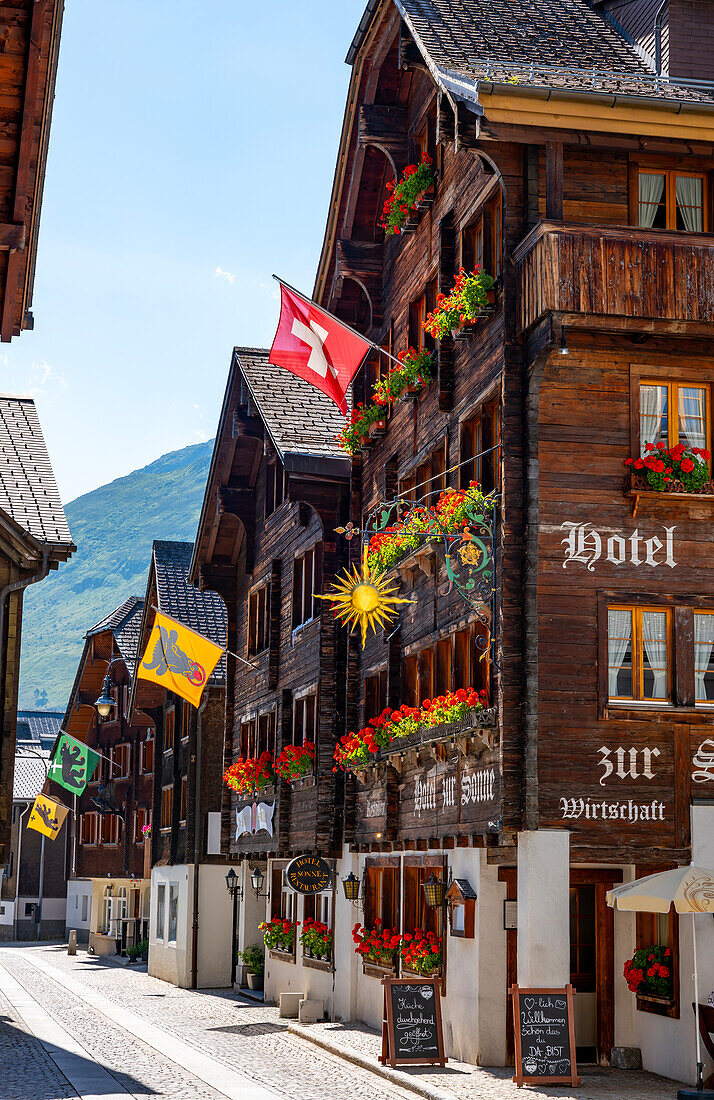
(287, 1021, 455, 1100)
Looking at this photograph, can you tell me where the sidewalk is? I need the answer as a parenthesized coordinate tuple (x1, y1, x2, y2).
(288, 1016, 687, 1100)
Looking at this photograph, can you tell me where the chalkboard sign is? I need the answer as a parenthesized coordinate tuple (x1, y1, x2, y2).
(380, 977, 446, 1068)
(510, 985, 580, 1087)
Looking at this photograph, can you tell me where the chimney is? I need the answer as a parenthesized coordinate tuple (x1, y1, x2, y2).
(595, 0, 714, 82)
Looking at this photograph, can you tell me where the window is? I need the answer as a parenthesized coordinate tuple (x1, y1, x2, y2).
(240, 718, 257, 759)
(161, 785, 173, 830)
(180, 777, 187, 824)
(409, 293, 426, 353)
(364, 670, 387, 722)
(462, 191, 503, 278)
(156, 883, 166, 941)
(270, 865, 297, 959)
(638, 169, 707, 232)
(81, 894, 88, 922)
(694, 612, 714, 704)
(140, 737, 154, 776)
(607, 606, 671, 703)
(4, 852, 12, 877)
(635, 865, 680, 1017)
(403, 656, 418, 708)
(460, 401, 500, 492)
(101, 886, 112, 934)
(103, 814, 122, 846)
(365, 865, 399, 932)
(168, 884, 179, 943)
(180, 703, 190, 743)
(265, 458, 286, 517)
(569, 886, 596, 993)
(403, 442, 446, 509)
(80, 812, 100, 846)
(257, 711, 276, 757)
(248, 581, 271, 656)
(436, 638, 452, 696)
(293, 691, 317, 748)
(164, 710, 175, 754)
(292, 545, 320, 629)
(112, 743, 130, 778)
(403, 866, 442, 943)
(135, 808, 148, 844)
(639, 380, 710, 457)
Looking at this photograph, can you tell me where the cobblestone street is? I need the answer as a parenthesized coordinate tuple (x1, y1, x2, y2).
(0, 944, 687, 1100)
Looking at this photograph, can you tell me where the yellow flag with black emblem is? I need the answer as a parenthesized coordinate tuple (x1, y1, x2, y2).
(27, 794, 70, 840)
(137, 611, 223, 708)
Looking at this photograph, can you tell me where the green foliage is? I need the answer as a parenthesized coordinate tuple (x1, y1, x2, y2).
(127, 939, 149, 961)
(238, 944, 265, 975)
(19, 440, 214, 710)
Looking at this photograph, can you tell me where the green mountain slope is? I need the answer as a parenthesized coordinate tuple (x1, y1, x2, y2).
(19, 440, 213, 710)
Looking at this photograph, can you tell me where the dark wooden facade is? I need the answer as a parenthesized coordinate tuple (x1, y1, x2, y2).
(62, 603, 154, 891)
(190, 348, 352, 865)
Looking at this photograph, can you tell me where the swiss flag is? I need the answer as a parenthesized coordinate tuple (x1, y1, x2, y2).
(269, 282, 372, 414)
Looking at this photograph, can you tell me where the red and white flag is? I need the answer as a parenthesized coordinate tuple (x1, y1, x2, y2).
(269, 280, 372, 414)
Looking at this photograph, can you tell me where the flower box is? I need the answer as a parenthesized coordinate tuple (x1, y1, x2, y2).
(303, 955, 333, 973)
(379, 706, 497, 756)
(451, 318, 479, 340)
(269, 948, 296, 963)
(368, 418, 387, 437)
(380, 155, 434, 235)
(625, 471, 714, 516)
(425, 267, 495, 341)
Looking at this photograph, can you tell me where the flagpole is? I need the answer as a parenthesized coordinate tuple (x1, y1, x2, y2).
(150, 606, 260, 671)
(272, 274, 415, 372)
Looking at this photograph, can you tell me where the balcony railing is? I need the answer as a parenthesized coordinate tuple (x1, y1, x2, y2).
(513, 221, 714, 335)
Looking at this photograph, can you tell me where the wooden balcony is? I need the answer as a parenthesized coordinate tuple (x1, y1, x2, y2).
(513, 221, 714, 335)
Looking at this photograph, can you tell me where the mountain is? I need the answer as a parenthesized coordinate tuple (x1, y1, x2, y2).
(19, 440, 213, 710)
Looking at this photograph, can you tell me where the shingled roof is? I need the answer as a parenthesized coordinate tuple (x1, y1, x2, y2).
(153, 541, 226, 682)
(13, 749, 50, 801)
(86, 596, 144, 674)
(237, 347, 350, 463)
(0, 395, 74, 550)
(349, 0, 714, 105)
(16, 710, 63, 751)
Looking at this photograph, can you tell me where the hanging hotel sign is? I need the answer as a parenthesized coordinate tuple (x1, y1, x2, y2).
(285, 854, 332, 894)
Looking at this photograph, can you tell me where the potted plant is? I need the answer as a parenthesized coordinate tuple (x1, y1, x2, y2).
(423, 267, 495, 340)
(239, 944, 265, 991)
(337, 403, 383, 455)
(373, 347, 435, 406)
(300, 917, 333, 962)
(625, 441, 713, 494)
(260, 915, 297, 956)
(275, 741, 315, 783)
(352, 920, 400, 969)
(126, 938, 148, 964)
(223, 750, 276, 796)
(400, 929, 442, 975)
(623, 944, 673, 1001)
(380, 153, 434, 236)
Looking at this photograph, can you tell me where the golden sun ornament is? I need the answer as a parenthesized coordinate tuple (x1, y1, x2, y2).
(316, 549, 414, 647)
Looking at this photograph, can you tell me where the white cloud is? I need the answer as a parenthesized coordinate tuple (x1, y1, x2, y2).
(214, 266, 236, 284)
(194, 430, 207, 442)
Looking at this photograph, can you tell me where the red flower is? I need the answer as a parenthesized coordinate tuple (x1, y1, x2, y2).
(681, 457, 695, 473)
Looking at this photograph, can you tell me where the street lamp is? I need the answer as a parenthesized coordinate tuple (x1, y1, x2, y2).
(342, 872, 361, 903)
(422, 873, 447, 909)
(94, 658, 124, 718)
(250, 866, 268, 897)
(225, 868, 242, 986)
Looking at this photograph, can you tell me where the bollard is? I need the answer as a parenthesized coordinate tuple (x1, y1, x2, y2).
(68, 929, 77, 956)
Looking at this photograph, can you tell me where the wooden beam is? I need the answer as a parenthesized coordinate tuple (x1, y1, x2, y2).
(545, 141, 563, 221)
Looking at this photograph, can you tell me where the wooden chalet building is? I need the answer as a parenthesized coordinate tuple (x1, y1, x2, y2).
(186, 0, 714, 1083)
(190, 347, 351, 996)
(128, 540, 230, 988)
(62, 598, 153, 952)
(0, 0, 64, 342)
(0, 397, 74, 871)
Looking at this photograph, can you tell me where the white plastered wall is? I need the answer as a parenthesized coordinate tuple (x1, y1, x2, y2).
(148, 865, 192, 987)
(65, 880, 92, 934)
(149, 864, 234, 989)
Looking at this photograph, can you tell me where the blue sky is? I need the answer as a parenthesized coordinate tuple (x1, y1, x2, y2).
(2, 0, 364, 503)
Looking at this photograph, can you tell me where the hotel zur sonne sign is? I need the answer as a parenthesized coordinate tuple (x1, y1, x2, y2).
(285, 855, 332, 894)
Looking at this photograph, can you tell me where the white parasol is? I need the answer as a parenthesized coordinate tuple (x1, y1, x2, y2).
(607, 865, 714, 1097)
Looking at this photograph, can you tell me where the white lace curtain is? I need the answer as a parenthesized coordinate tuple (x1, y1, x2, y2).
(695, 614, 714, 702)
(642, 611, 668, 699)
(639, 173, 665, 228)
(640, 384, 665, 453)
(608, 610, 632, 697)
(676, 176, 703, 232)
(678, 386, 706, 450)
